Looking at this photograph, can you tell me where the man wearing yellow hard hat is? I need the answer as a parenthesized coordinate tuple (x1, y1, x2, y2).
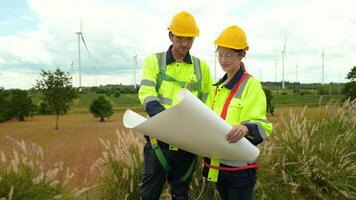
(138, 11, 212, 200)
(202, 25, 273, 200)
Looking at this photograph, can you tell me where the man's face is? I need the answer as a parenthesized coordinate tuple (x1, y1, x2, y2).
(170, 33, 195, 56)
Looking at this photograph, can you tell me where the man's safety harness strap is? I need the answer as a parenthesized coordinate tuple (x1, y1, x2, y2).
(206, 72, 258, 182)
(150, 137, 196, 182)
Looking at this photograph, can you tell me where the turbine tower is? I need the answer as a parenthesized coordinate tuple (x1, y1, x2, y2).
(281, 39, 287, 89)
(75, 18, 90, 90)
(274, 59, 277, 82)
(295, 64, 298, 82)
(322, 49, 325, 85)
(133, 54, 138, 89)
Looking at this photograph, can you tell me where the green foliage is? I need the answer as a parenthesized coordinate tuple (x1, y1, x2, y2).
(114, 91, 120, 98)
(263, 88, 274, 116)
(343, 66, 356, 100)
(89, 96, 113, 122)
(10, 90, 33, 121)
(38, 101, 54, 115)
(0, 88, 12, 122)
(35, 68, 77, 129)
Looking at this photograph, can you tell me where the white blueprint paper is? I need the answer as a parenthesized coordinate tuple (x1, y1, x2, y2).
(123, 89, 259, 162)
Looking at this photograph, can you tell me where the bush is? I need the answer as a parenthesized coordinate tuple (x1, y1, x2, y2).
(10, 90, 33, 121)
(343, 66, 356, 101)
(89, 96, 113, 122)
(0, 92, 11, 122)
(256, 100, 356, 199)
(263, 88, 275, 116)
(114, 91, 120, 98)
(38, 101, 54, 115)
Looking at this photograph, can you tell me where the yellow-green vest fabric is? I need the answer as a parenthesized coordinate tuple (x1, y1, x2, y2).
(139, 52, 212, 109)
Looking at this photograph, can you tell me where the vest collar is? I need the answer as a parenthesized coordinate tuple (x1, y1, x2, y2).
(213, 65, 245, 90)
(166, 45, 192, 65)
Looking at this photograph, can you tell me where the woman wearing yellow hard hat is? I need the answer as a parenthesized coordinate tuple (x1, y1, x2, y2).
(202, 25, 273, 200)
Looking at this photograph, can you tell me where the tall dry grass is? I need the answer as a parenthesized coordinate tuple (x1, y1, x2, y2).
(91, 130, 220, 200)
(91, 130, 145, 200)
(256, 99, 356, 199)
(0, 137, 88, 200)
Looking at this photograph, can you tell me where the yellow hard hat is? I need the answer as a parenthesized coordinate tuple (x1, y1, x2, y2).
(168, 11, 199, 37)
(214, 25, 249, 50)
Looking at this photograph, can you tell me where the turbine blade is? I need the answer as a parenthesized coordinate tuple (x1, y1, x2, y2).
(81, 35, 90, 56)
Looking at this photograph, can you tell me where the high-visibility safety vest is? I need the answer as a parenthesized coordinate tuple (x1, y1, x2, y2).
(139, 52, 212, 111)
(204, 71, 273, 182)
(138, 51, 212, 182)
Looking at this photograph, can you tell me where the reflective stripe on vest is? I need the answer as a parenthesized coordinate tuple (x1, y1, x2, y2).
(155, 52, 203, 100)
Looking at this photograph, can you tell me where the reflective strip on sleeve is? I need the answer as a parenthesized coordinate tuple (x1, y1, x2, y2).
(158, 95, 173, 105)
(143, 95, 159, 110)
(241, 120, 268, 141)
(140, 79, 156, 87)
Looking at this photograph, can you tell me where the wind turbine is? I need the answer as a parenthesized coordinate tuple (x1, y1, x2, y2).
(322, 49, 325, 85)
(75, 18, 90, 90)
(281, 38, 287, 89)
(133, 54, 138, 89)
(274, 58, 277, 82)
(295, 64, 298, 83)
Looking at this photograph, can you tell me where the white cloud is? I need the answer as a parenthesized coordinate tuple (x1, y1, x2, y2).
(0, 0, 355, 89)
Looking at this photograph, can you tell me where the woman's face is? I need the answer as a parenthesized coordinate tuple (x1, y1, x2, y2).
(217, 47, 243, 73)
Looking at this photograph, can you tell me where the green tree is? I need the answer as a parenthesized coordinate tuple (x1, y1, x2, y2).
(0, 88, 12, 122)
(114, 91, 121, 98)
(38, 101, 54, 115)
(10, 89, 33, 121)
(35, 68, 77, 129)
(343, 66, 356, 101)
(89, 95, 113, 122)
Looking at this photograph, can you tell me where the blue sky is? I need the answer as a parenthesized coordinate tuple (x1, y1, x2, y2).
(0, 0, 38, 35)
(0, 0, 355, 89)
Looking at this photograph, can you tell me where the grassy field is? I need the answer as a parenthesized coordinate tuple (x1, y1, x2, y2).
(1, 93, 350, 199)
(0, 104, 320, 186)
(273, 94, 342, 106)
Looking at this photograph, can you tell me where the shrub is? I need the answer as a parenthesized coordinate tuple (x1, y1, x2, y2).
(0, 92, 11, 122)
(89, 96, 113, 122)
(343, 66, 356, 101)
(263, 88, 275, 116)
(10, 90, 33, 121)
